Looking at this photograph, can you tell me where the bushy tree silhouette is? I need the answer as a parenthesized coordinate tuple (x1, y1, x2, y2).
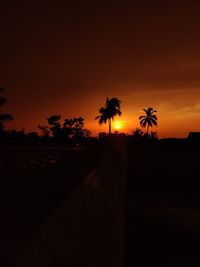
(95, 97, 122, 134)
(149, 131, 158, 140)
(139, 107, 157, 134)
(47, 115, 62, 138)
(132, 128, 144, 141)
(63, 117, 91, 141)
(38, 125, 51, 138)
(63, 118, 74, 138)
(39, 115, 90, 143)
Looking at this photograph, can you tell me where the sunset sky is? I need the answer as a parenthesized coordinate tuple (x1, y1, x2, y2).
(1, 1, 200, 137)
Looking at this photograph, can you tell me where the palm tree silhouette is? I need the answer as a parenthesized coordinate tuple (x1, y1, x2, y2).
(0, 88, 13, 131)
(139, 107, 157, 134)
(95, 97, 122, 134)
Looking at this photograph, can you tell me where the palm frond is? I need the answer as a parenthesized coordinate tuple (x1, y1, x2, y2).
(0, 113, 13, 122)
(151, 114, 157, 120)
(148, 120, 153, 127)
(139, 115, 146, 120)
(99, 107, 105, 113)
(0, 98, 7, 106)
(95, 115, 100, 120)
(140, 119, 147, 127)
(151, 119, 157, 126)
(116, 109, 122, 116)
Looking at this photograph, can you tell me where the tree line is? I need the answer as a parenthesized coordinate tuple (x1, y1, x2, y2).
(38, 115, 91, 142)
(0, 88, 91, 145)
(0, 89, 158, 143)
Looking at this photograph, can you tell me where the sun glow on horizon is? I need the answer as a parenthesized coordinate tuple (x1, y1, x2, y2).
(113, 121, 123, 131)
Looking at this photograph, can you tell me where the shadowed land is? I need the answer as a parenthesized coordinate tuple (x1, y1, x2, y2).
(128, 140, 200, 266)
(0, 140, 125, 267)
(0, 143, 100, 266)
(1, 138, 200, 266)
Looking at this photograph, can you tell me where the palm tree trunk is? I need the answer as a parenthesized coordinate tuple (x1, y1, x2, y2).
(108, 119, 111, 134)
(147, 124, 149, 135)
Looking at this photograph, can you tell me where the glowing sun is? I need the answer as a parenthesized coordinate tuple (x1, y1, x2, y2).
(114, 122, 122, 130)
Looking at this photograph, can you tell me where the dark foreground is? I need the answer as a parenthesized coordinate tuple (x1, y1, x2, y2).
(128, 141, 200, 266)
(1, 139, 200, 266)
(0, 141, 124, 267)
(0, 145, 105, 266)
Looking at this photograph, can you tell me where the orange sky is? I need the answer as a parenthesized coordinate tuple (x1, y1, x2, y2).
(1, 1, 200, 138)
(4, 87, 200, 138)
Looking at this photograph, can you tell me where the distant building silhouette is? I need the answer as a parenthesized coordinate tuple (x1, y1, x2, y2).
(187, 132, 200, 142)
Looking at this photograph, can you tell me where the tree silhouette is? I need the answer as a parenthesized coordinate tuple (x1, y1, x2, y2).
(139, 107, 157, 134)
(95, 97, 122, 134)
(63, 118, 74, 138)
(0, 88, 13, 131)
(0, 88, 7, 106)
(47, 115, 61, 138)
(132, 128, 144, 139)
(63, 117, 91, 141)
(38, 125, 51, 137)
(40, 115, 90, 143)
(150, 131, 158, 140)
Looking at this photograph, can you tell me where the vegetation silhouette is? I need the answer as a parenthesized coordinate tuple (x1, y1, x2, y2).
(149, 131, 158, 140)
(131, 128, 158, 142)
(64, 117, 91, 140)
(132, 128, 144, 141)
(132, 128, 144, 137)
(95, 97, 122, 134)
(38, 125, 51, 138)
(38, 115, 91, 145)
(139, 107, 157, 134)
(46, 115, 64, 140)
(0, 88, 13, 132)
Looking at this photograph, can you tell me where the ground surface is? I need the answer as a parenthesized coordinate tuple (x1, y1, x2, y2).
(0, 141, 125, 266)
(1, 140, 200, 266)
(0, 144, 102, 266)
(128, 141, 200, 266)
